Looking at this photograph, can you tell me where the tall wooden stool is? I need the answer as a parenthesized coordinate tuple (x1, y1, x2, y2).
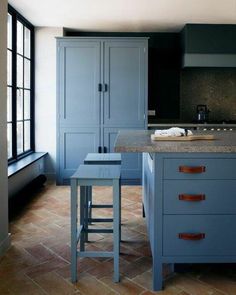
(70, 164, 121, 283)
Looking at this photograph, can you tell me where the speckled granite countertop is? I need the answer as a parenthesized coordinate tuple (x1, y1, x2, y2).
(114, 130, 236, 153)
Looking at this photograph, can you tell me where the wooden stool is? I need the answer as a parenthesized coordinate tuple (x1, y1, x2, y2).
(70, 164, 121, 283)
(84, 153, 121, 223)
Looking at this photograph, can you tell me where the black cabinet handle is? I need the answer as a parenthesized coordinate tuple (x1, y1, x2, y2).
(104, 146, 108, 153)
(98, 146, 102, 153)
(104, 84, 108, 92)
(98, 84, 102, 92)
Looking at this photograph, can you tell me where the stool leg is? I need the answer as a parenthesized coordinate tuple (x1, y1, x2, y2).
(113, 179, 120, 283)
(80, 186, 86, 252)
(84, 186, 89, 242)
(119, 178, 121, 242)
(71, 178, 78, 283)
(88, 186, 92, 224)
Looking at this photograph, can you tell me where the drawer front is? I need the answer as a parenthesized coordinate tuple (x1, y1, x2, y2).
(163, 215, 236, 256)
(164, 180, 236, 214)
(164, 158, 236, 180)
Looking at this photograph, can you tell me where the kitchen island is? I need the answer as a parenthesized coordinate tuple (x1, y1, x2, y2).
(114, 130, 236, 291)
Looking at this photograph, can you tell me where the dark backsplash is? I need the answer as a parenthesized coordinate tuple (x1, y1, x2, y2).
(180, 68, 236, 122)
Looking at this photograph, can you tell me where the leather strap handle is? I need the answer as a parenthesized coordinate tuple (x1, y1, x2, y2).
(179, 166, 206, 173)
(179, 194, 206, 201)
(179, 233, 205, 240)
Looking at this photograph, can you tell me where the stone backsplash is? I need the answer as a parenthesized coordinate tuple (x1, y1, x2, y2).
(180, 68, 236, 122)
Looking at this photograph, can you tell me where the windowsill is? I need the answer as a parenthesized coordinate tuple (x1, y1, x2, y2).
(8, 152, 48, 178)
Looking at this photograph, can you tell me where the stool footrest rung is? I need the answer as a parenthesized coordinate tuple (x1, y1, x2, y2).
(90, 204, 113, 209)
(86, 228, 113, 234)
(77, 251, 114, 258)
(88, 218, 113, 223)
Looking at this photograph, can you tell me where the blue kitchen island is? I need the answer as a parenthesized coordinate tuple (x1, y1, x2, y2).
(114, 129, 236, 291)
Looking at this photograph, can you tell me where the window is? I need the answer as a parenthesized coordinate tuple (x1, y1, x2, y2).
(7, 5, 35, 163)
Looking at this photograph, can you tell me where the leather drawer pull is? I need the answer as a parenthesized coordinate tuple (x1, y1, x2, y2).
(179, 233, 205, 240)
(179, 194, 206, 201)
(179, 166, 206, 174)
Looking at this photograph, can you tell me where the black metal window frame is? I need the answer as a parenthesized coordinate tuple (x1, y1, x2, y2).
(8, 5, 35, 164)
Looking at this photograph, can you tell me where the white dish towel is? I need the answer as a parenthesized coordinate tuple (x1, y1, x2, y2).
(154, 127, 193, 137)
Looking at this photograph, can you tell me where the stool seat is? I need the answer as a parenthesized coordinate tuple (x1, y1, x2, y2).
(72, 164, 120, 180)
(84, 153, 121, 165)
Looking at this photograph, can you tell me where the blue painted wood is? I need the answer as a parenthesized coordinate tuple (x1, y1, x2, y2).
(104, 128, 142, 181)
(70, 178, 78, 283)
(57, 38, 148, 184)
(164, 158, 236, 180)
(58, 127, 100, 184)
(70, 163, 121, 282)
(164, 180, 236, 214)
(142, 152, 236, 291)
(103, 40, 147, 127)
(57, 40, 101, 127)
(163, 215, 236, 256)
(84, 153, 121, 164)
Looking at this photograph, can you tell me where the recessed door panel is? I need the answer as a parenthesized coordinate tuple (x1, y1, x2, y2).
(58, 127, 100, 183)
(103, 41, 147, 127)
(58, 42, 100, 126)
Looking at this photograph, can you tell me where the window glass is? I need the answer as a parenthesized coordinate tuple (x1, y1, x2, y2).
(24, 121, 31, 151)
(24, 90, 30, 119)
(17, 20, 23, 55)
(7, 87, 12, 122)
(17, 55, 23, 87)
(7, 14, 12, 49)
(24, 59, 30, 88)
(7, 50, 12, 85)
(17, 122, 23, 155)
(24, 27, 31, 58)
(17, 89, 23, 120)
(7, 123, 12, 159)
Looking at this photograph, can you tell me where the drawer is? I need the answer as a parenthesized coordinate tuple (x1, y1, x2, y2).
(164, 180, 236, 214)
(164, 158, 236, 180)
(163, 215, 236, 256)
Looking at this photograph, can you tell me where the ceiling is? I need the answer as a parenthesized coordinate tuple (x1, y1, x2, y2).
(9, 0, 236, 32)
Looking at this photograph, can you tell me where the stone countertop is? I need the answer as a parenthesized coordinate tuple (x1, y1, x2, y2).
(114, 130, 236, 153)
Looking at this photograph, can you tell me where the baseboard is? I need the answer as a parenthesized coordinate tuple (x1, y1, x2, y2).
(0, 234, 11, 258)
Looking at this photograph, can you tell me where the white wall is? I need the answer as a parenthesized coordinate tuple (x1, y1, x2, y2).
(35, 27, 63, 180)
(0, 0, 10, 256)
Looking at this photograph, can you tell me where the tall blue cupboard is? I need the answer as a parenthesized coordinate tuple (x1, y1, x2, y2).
(56, 38, 148, 184)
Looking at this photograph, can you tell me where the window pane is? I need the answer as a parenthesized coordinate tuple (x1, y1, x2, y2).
(24, 121, 30, 151)
(17, 21, 23, 55)
(7, 50, 12, 85)
(7, 14, 12, 49)
(24, 90, 30, 119)
(17, 122, 23, 155)
(17, 55, 23, 87)
(7, 123, 12, 159)
(7, 87, 12, 122)
(24, 59, 30, 88)
(24, 27, 31, 58)
(17, 89, 23, 120)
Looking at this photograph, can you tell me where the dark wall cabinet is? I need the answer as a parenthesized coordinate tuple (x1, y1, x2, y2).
(56, 38, 148, 184)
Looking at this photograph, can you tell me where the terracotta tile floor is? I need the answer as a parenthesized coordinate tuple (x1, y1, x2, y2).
(1, 183, 236, 294)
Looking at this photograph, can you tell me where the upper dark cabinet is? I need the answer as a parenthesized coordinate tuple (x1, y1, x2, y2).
(181, 24, 236, 67)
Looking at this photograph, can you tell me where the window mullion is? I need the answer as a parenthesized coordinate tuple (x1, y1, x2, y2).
(12, 12, 17, 160)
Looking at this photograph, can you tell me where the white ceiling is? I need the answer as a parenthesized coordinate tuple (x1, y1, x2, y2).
(9, 0, 236, 32)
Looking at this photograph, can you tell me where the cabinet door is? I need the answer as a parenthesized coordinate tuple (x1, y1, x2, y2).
(57, 127, 100, 184)
(57, 41, 101, 127)
(104, 128, 142, 183)
(103, 41, 147, 127)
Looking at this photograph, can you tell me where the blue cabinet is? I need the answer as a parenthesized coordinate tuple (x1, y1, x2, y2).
(57, 38, 148, 184)
(143, 152, 236, 291)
